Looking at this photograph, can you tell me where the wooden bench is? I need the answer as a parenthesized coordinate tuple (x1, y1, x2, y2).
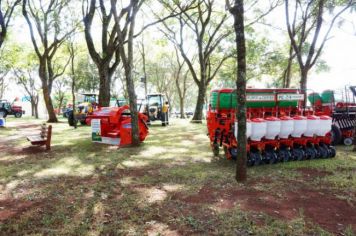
(27, 124, 52, 150)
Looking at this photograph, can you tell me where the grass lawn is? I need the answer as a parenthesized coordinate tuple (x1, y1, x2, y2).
(0, 117, 355, 235)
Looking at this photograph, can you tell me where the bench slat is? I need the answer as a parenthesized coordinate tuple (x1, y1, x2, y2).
(27, 135, 45, 142)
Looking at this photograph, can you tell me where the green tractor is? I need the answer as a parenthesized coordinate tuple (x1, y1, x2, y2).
(67, 93, 98, 126)
(145, 94, 169, 126)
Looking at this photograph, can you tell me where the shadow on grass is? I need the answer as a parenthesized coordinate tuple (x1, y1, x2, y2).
(0, 119, 356, 235)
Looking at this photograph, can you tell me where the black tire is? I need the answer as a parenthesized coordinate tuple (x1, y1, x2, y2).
(305, 147, 317, 159)
(292, 148, 305, 161)
(252, 152, 262, 166)
(316, 144, 328, 158)
(14, 112, 22, 118)
(331, 124, 342, 145)
(278, 148, 291, 162)
(264, 150, 278, 164)
(0, 109, 7, 118)
(229, 148, 238, 160)
(343, 138, 353, 146)
(68, 111, 77, 126)
(80, 120, 87, 125)
(328, 146, 336, 158)
(247, 153, 254, 167)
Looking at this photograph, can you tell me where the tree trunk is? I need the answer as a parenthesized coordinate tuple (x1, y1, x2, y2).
(231, 0, 247, 182)
(179, 97, 185, 119)
(98, 67, 111, 107)
(124, 64, 140, 146)
(38, 58, 57, 122)
(30, 98, 35, 117)
(34, 95, 39, 119)
(58, 97, 64, 115)
(42, 84, 58, 122)
(191, 82, 206, 123)
(284, 45, 294, 88)
(175, 70, 185, 119)
(0, 77, 5, 98)
(300, 68, 309, 107)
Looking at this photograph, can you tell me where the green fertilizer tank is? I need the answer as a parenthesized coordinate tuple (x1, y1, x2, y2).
(210, 88, 302, 109)
(308, 92, 322, 105)
(321, 90, 334, 104)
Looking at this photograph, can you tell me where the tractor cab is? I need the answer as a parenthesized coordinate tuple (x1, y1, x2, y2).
(145, 94, 169, 126)
(116, 98, 128, 107)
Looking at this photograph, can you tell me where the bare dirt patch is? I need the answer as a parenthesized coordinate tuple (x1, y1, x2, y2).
(0, 199, 40, 221)
(168, 179, 356, 234)
(297, 167, 333, 179)
(171, 184, 217, 204)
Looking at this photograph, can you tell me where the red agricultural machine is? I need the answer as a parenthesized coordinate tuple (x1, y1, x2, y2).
(308, 86, 356, 146)
(86, 105, 149, 147)
(207, 88, 336, 166)
(0, 99, 24, 118)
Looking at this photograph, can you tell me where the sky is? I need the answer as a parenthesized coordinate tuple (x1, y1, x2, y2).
(257, 4, 356, 93)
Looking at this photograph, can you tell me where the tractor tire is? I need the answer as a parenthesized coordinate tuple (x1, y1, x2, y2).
(68, 111, 78, 127)
(331, 124, 342, 145)
(0, 109, 7, 118)
(14, 112, 22, 118)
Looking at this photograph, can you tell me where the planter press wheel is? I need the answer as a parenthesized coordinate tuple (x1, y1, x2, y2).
(328, 146, 336, 158)
(264, 150, 278, 164)
(247, 152, 254, 167)
(316, 144, 328, 158)
(305, 147, 317, 160)
(292, 148, 305, 161)
(278, 148, 291, 162)
(251, 151, 262, 166)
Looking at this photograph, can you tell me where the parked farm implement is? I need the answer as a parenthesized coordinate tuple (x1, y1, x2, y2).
(207, 88, 336, 166)
(87, 105, 149, 147)
(309, 86, 356, 146)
